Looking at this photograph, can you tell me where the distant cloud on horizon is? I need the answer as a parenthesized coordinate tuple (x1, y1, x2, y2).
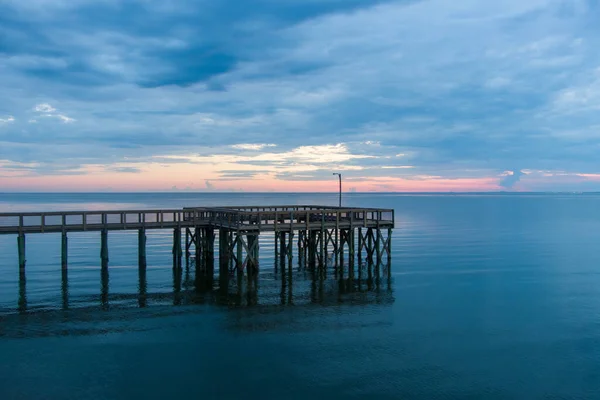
(1, 0, 600, 191)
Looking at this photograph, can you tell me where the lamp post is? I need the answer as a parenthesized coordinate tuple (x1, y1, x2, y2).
(332, 173, 342, 207)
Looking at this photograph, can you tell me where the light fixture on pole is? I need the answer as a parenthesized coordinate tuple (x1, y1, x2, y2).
(332, 173, 342, 207)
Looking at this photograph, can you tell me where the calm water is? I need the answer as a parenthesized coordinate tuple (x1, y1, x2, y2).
(1, 192, 600, 399)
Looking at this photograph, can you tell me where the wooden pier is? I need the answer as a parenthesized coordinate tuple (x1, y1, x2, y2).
(0, 205, 394, 309)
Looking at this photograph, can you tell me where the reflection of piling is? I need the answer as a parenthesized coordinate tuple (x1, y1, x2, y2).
(61, 267, 69, 310)
(18, 268, 26, 313)
(101, 259, 109, 309)
(61, 231, 68, 270)
(173, 264, 182, 305)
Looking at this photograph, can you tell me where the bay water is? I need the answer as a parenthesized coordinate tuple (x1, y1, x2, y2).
(1, 193, 599, 399)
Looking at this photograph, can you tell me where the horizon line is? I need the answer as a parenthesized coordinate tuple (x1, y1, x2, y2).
(1, 191, 598, 195)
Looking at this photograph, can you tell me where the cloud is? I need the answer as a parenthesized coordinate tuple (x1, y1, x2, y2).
(499, 170, 525, 189)
(107, 166, 141, 173)
(34, 103, 56, 113)
(27, 103, 76, 123)
(56, 114, 76, 123)
(231, 143, 277, 151)
(0, 116, 15, 124)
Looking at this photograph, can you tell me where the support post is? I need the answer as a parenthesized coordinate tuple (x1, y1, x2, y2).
(17, 233, 26, 271)
(274, 231, 280, 272)
(219, 229, 229, 279)
(320, 213, 325, 267)
(236, 233, 243, 281)
(279, 232, 287, 268)
(185, 228, 190, 262)
(387, 227, 392, 263)
(172, 228, 182, 270)
(100, 229, 109, 263)
(376, 226, 382, 265)
(287, 231, 293, 266)
(138, 228, 146, 266)
(358, 227, 362, 262)
(247, 234, 259, 276)
(195, 227, 202, 270)
(349, 228, 355, 268)
(308, 231, 316, 269)
(205, 228, 215, 275)
(367, 228, 374, 264)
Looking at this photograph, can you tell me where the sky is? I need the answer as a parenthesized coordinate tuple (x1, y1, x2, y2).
(1, 0, 600, 192)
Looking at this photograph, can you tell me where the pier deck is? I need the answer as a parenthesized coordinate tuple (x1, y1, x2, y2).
(0, 205, 393, 234)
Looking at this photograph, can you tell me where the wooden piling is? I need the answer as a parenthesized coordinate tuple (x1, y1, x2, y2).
(185, 228, 190, 261)
(17, 233, 26, 271)
(287, 231, 293, 266)
(320, 213, 325, 266)
(218, 229, 228, 278)
(236, 233, 243, 280)
(376, 226, 382, 265)
(205, 228, 215, 271)
(279, 232, 287, 268)
(348, 228, 356, 268)
(100, 229, 109, 262)
(387, 227, 392, 262)
(138, 228, 146, 266)
(194, 227, 201, 270)
(172, 228, 182, 269)
(358, 227, 362, 262)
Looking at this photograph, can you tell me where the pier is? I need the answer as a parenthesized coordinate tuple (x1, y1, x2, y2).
(0, 205, 394, 310)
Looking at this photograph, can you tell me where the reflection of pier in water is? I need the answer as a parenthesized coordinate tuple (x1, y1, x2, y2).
(2, 205, 394, 312)
(0, 260, 394, 339)
(10, 255, 394, 314)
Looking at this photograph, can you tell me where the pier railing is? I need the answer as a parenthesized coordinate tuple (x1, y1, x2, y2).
(0, 206, 394, 234)
(0, 209, 212, 234)
(183, 206, 394, 231)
